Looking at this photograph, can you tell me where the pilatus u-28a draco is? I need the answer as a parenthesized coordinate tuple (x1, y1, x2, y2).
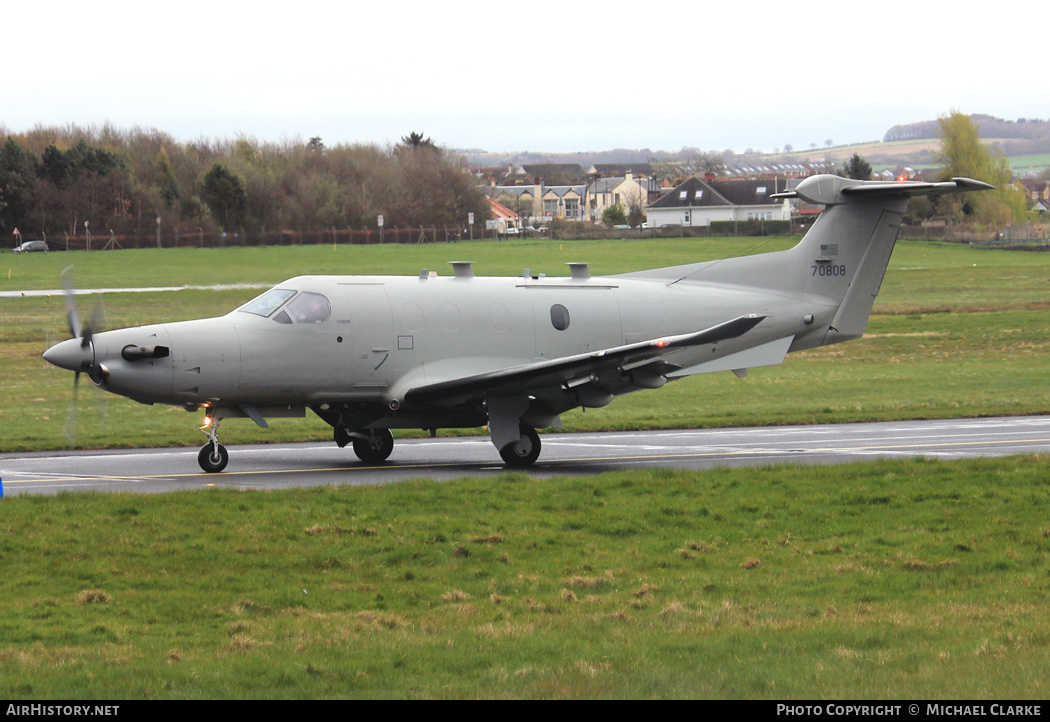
(43, 174, 991, 472)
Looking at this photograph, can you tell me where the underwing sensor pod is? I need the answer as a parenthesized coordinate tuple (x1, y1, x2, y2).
(43, 174, 992, 472)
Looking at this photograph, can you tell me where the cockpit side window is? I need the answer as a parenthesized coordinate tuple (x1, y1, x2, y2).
(238, 288, 297, 317)
(285, 292, 331, 324)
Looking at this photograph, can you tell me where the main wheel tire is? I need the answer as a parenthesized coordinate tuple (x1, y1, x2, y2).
(198, 442, 229, 473)
(352, 428, 394, 464)
(499, 423, 541, 468)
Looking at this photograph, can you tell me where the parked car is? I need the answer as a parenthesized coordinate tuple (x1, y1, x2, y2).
(13, 240, 48, 252)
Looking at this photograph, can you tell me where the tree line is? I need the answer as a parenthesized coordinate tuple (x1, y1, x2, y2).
(0, 126, 491, 245)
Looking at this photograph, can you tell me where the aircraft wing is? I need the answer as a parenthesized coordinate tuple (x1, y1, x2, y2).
(403, 314, 765, 406)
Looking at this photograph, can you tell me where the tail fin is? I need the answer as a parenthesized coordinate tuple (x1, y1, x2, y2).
(623, 174, 992, 346)
(772, 175, 992, 345)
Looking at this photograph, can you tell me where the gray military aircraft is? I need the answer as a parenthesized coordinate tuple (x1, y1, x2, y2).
(43, 174, 991, 472)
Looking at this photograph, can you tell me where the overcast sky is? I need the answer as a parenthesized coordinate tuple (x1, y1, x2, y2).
(4, 1, 1042, 154)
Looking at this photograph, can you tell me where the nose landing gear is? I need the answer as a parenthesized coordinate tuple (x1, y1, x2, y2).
(198, 414, 229, 473)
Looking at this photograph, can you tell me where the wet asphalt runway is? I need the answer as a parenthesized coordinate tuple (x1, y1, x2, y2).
(1, 416, 1048, 496)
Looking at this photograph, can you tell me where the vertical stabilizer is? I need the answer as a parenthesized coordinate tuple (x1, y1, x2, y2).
(619, 175, 992, 348)
(777, 175, 992, 345)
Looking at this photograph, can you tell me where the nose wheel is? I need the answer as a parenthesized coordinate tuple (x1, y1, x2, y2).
(198, 442, 229, 473)
(198, 414, 229, 473)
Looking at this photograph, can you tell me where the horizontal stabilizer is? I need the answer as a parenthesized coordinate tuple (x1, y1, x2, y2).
(771, 175, 994, 205)
(840, 177, 994, 198)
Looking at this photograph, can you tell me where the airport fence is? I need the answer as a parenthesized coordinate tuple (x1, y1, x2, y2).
(899, 223, 1050, 247)
(22, 226, 482, 251)
(17, 220, 1047, 251)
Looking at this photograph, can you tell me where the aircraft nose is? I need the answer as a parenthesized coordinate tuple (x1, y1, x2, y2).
(43, 338, 91, 372)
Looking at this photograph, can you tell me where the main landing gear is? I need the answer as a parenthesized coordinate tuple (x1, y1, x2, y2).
(198, 414, 229, 473)
(499, 423, 541, 468)
(334, 426, 394, 464)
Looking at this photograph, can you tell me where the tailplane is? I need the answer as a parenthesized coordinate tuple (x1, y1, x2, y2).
(621, 174, 992, 345)
(772, 175, 992, 344)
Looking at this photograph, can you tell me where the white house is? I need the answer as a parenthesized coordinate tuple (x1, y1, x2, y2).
(646, 177, 793, 228)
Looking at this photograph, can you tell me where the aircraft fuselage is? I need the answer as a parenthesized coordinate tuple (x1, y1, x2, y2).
(46, 269, 834, 416)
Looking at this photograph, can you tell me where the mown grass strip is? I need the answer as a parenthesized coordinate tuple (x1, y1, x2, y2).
(0, 456, 1047, 698)
(2, 239, 1048, 453)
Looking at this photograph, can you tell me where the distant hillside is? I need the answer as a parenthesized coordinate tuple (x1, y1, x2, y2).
(768, 140, 939, 170)
(457, 148, 656, 168)
(884, 115, 1050, 155)
(458, 115, 1050, 175)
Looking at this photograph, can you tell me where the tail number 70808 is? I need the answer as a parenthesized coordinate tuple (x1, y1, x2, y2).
(812, 264, 847, 277)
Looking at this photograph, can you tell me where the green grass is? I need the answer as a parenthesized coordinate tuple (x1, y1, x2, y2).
(1008, 153, 1050, 175)
(2, 238, 1047, 452)
(0, 236, 797, 290)
(0, 457, 1047, 698)
(2, 239, 1049, 698)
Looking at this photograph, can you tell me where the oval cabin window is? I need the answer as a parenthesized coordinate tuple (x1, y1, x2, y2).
(550, 304, 570, 331)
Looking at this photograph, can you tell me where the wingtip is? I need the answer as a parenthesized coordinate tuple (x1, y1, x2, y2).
(950, 177, 995, 191)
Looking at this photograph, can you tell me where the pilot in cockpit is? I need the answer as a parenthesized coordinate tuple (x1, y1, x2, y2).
(287, 292, 331, 324)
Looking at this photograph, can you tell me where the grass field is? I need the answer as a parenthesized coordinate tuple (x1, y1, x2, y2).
(1006, 153, 1050, 176)
(1, 237, 1048, 699)
(0, 457, 1047, 699)
(2, 237, 1048, 452)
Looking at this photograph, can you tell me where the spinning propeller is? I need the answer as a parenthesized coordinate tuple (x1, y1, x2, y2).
(48, 266, 110, 388)
(44, 267, 109, 442)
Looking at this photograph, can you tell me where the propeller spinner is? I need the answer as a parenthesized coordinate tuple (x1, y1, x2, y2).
(44, 267, 109, 386)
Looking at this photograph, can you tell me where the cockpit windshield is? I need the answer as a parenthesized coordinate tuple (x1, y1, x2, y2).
(236, 288, 331, 325)
(238, 288, 297, 317)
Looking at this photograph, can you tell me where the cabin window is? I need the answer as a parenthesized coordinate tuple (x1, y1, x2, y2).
(285, 292, 331, 324)
(550, 304, 570, 331)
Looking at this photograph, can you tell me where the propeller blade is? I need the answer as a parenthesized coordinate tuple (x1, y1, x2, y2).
(88, 294, 106, 335)
(61, 266, 83, 340)
(54, 266, 110, 446)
